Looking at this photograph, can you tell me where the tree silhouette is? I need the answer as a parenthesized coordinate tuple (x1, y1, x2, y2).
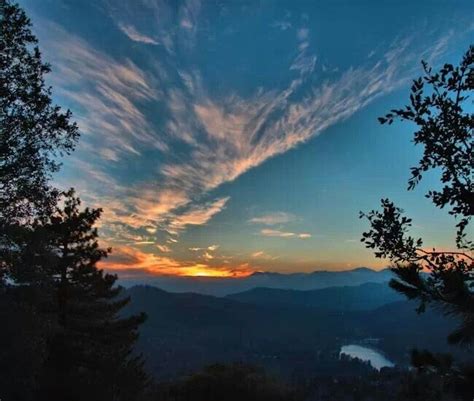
(361, 46, 473, 347)
(33, 190, 147, 401)
(147, 363, 301, 401)
(1, 2, 148, 399)
(1, 0, 78, 282)
(378, 47, 473, 249)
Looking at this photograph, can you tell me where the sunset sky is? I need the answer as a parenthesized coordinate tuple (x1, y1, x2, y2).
(19, 0, 474, 278)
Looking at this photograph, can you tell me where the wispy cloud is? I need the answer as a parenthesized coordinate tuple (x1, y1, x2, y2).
(260, 229, 311, 239)
(167, 197, 229, 230)
(251, 251, 278, 260)
(118, 22, 159, 45)
(298, 233, 312, 239)
(179, 0, 201, 34)
(272, 20, 292, 31)
(69, 31, 450, 246)
(190, 245, 220, 251)
(296, 28, 309, 41)
(40, 8, 463, 266)
(156, 35, 436, 223)
(249, 212, 294, 225)
(157, 244, 172, 253)
(40, 23, 164, 161)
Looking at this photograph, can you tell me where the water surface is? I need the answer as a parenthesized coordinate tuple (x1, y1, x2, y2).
(340, 344, 394, 370)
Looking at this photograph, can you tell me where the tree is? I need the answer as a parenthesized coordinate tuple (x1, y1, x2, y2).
(0, 1, 79, 397)
(361, 46, 474, 347)
(0, 0, 78, 274)
(377, 46, 473, 249)
(31, 190, 148, 401)
(1, 2, 148, 399)
(146, 363, 301, 401)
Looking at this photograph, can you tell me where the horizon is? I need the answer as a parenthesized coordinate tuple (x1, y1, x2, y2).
(117, 265, 391, 281)
(18, 0, 474, 278)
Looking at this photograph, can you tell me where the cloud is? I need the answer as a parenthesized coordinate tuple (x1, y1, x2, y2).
(67, 31, 450, 252)
(249, 212, 294, 225)
(298, 233, 312, 239)
(157, 36, 433, 223)
(291, 26, 315, 75)
(189, 244, 219, 252)
(261, 228, 294, 238)
(251, 251, 278, 260)
(99, 245, 252, 277)
(157, 244, 172, 253)
(167, 197, 230, 230)
(42, 12, 462, 266)
(297, 28, 309, 40)
(118, 22, 159, 45)
(179, 0, 201, 32)
(260, 229, 311, 239)
(38, 23, 164, 161)
(272, 21, 292, 31)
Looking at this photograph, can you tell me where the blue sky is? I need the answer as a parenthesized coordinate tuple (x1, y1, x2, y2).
(19, 0, 474, 277)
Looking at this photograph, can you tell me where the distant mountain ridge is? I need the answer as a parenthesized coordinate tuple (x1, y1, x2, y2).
(122, 284, 458, 379)
(226, 282, 403, 311)
(119, 267, 393, 296)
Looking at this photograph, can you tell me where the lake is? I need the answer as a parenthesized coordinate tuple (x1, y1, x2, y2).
(340, 344, 395, 370)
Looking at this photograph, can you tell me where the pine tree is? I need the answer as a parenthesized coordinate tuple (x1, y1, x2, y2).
(1, 2, 148, 398)
(0, 1, 78, 397)
(34, 190, 148, 401)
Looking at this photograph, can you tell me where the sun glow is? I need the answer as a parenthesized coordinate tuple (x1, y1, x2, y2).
(99, 246, 253, 278)
(178, 265, 251, 278)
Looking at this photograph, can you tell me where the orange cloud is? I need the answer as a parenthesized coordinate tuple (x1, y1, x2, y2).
(156, 244, 172, 253)
(99, 246, 252, 277)
(168, 197, 229, 230)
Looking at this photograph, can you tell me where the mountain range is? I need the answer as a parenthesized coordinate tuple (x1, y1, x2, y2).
(123, 282, 458, 379)
(119, 267, 394, 296)
(226, 282, 403, 311)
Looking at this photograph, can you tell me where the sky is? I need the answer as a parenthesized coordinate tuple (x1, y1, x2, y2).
(19, 0, 474, 278)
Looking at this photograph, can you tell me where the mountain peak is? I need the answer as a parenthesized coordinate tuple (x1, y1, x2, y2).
(351, 267, 375, 273)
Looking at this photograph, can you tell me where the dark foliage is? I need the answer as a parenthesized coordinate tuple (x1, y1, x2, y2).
(30, 191, 148, 401)
(145, 364, 301, 401)
(0, 2, 148, 399)
(361, 46, 474, 396)
(0, 285, 51, 401)
(361, 200, 474, 346)
(144, 362, 469, 401)
(361, 46, 474, 346)
(0, 0, 78, 226)
(378, 46, 473, 248)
